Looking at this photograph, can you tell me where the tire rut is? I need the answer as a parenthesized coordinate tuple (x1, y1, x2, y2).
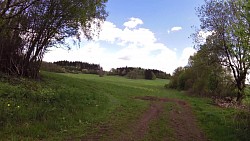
(118, 102, 164, 141)
(81, 96, 207, 141)
(135, 96, 207, 141)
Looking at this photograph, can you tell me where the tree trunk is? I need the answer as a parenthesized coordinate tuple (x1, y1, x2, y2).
(236, 79, 245, 104)
(236, 89, 244, 104)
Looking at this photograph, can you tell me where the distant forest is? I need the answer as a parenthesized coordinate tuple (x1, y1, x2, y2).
(41, 61, 170, 80)
(109, 67, 171, 79)
(53, 61, 101, 74)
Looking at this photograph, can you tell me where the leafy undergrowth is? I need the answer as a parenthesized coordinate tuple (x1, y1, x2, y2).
(0, 72, 249, 140)
(188, 97, 250, 141)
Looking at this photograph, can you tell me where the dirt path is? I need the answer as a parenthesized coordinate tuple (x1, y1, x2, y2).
(81, 96, 207, 141)
(116, 101, 164, 141)
(166, 99, 207, 141)
(132, 96, 207, 141)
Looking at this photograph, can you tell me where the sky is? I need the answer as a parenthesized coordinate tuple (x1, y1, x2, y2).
(43, 0, 206, 74)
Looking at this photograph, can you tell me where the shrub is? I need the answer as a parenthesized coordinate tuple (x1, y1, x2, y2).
(98, 69, 105, 77)
(40, 62, 64, 73)
(168, 67, 185, 89)
(145, 70, 156, 80)
(127, 70, 138, 79)
(126, 68, 145, 79)
(177, 72, 186, 90)
(151, 71, 156, 80)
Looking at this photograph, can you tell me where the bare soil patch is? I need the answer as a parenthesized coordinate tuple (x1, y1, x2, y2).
(135, 96, 207, 141)
(167, 99, 207, 141)
(81, 96, 207, 141)
(116, 101, 164, 141)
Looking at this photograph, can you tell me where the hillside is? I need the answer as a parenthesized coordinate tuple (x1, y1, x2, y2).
(0, 72, 249, 140)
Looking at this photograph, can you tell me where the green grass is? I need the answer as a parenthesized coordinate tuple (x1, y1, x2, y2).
(0, 72, 249, 140)
(187, 97, 250, 141)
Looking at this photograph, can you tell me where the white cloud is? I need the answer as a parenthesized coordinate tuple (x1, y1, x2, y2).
(97, 21, 122, 43)
(198, 30, 212, 39)
(167, 26, 182, 34)
(197, 30, 213, 43)
(123, 17, 143, 29)
(97, 19, 156, 46)
(178, 47, 196, 66)
(119, 27, 156, 46)
(44, 18, 195, 74)
(171, 26, 182, 32)
(43, 42, 106, 64)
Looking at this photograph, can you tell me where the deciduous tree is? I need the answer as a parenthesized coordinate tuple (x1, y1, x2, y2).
(0, 0, 108, 78)
(196, 0, 250, 103)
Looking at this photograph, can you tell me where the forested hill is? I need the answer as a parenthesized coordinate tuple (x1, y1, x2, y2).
(51, 61, 101, 74)
(54, 61, 100, 70)
(42, 61, 170, 79)
(109, 67, 171, 79)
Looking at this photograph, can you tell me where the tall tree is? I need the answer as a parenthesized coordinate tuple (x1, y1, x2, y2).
(0, 0, 108, 78)
(196, 0, 250, 103)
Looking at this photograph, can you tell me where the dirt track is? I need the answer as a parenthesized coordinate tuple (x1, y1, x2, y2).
(133, 96, 207, 141)
(82, 96, 207, 141)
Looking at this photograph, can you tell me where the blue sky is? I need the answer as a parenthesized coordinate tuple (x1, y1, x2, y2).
(44, 0, 206, 73)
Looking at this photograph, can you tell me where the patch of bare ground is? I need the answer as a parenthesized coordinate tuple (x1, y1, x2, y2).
(213, 96, 249, 110)
(135, 96, 207, 141)
(80, 96, 207, 141)
(167, 99, 207, 141)
(116, 101, 164, 141)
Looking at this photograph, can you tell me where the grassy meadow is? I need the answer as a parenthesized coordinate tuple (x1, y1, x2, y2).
(0, 72, 249, 140)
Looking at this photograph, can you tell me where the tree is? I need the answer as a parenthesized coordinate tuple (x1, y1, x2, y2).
(188, 44, 235, 96)
(0, 0, 108, 78)
(127, 69, 138, 79)
(196, 0, 250, 103)
(168, 67, 185, 89)
(144, 69, 156, 80)
(168, 44, 235, 97)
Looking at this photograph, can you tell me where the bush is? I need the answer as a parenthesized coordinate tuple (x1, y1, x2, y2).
(151, 71, 156, 80)
(126, 68, 145, 79)
(145, 70, 156, 80)
(192, 77, 209, 96)
(177, 72, 187, 90)
(168, 67, 185, 89)
(127, 71, 138, 79)
(40, 62, 64, 73)
(98, 69, 105, 77)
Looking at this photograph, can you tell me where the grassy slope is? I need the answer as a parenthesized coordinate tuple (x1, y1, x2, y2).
(0, 72, 249, 140)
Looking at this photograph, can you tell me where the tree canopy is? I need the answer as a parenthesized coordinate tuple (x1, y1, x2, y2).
(168, 44, 235, 97)
(195, 0, 250, 103)
(0, 0, 108, 78)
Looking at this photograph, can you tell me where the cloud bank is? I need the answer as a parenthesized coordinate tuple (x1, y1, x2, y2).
(44, 18, 195, 74)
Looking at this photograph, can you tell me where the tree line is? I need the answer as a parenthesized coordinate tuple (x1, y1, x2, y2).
(109, 67, 171, 80)
(167, 44, 235, 98)
(0, 0, 108, 78)
(53, 61, 101, 74)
